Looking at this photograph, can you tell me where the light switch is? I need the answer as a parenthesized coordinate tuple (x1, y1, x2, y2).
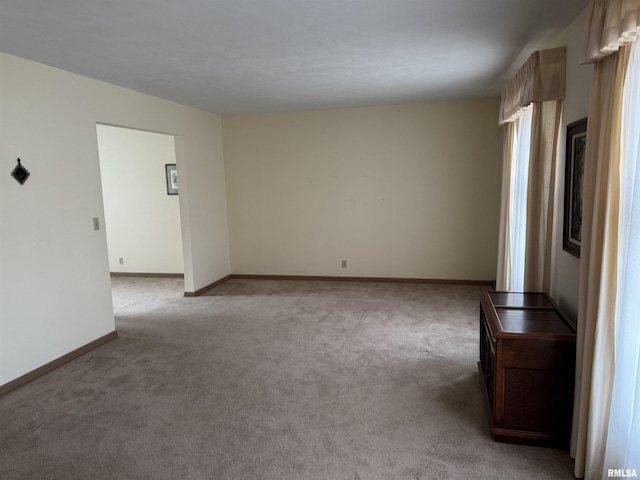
(93, 217, 100, 231)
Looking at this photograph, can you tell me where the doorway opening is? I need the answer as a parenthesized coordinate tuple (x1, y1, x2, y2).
(96, 125, 184, 276)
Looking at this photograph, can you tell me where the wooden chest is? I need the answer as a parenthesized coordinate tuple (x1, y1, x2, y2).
(478, 291, 576, 447)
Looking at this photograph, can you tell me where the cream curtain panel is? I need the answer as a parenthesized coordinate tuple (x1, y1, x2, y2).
(496, 124, 515, 291)
(571, 45, 630, 480)
(524, 100, 562, 292)
(604, 40, 640, 474)
(496, 47, 565, 292)
(572, 1, 639, 478)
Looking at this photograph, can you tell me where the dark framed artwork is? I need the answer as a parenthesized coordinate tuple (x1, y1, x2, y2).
(563, 117, 587, 258)
(165, 164, 178, 195)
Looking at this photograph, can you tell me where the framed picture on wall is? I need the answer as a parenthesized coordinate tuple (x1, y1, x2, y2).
(563, 117, 587, 258)
(165, 164, 178, 195)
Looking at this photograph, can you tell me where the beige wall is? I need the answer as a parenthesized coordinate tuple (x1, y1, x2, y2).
(544, 9, 593, 320)
(0, 53, 230, 386)
(97, 125, 184, 274)
(223, 99, 503, 280)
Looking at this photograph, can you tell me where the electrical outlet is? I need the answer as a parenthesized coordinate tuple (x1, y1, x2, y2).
(342, 260, 347, 269)
(119, 257, 124, 265)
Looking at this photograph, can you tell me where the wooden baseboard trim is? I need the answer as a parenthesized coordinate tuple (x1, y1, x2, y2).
(183, 274, 493, 297)
(0, 330, 118, 397)
(110, 272, 184, 278)
(184, 275, 233, 297)
(229, 274, 494, 286)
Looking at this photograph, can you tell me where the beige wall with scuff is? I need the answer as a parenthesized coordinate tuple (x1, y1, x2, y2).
(223, 99, 503, 281)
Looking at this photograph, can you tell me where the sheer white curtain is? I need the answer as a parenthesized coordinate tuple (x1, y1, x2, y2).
(603, 39, 640, 474)
(508, 106, 533, 291)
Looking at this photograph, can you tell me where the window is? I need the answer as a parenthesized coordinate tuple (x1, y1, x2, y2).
(507, 105, 533, 292)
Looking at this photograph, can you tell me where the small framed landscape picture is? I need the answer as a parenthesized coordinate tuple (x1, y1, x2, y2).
(165, 163, 178, 195)
(563, 117, 587, 258)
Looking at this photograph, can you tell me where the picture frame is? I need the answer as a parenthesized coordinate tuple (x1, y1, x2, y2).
(563, 117, 587, 258)
(165, 164, 178, 195)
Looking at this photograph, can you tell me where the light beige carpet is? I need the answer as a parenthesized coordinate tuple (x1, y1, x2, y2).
(0, 277, 576, 479)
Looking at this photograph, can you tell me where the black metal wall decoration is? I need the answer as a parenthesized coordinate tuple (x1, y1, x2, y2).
(11, 158, 30, 185)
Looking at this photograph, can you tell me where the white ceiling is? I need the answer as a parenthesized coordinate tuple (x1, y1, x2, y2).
(0, 0, 588, 114)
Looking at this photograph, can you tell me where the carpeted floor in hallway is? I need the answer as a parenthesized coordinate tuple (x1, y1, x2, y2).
(0, 277, 576, 479)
